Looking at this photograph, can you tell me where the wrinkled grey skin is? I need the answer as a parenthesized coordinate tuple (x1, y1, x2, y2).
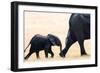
(24, 34, 62, 59)
(60, 13, 90, 57)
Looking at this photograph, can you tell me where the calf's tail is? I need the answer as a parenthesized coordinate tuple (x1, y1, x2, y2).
(24, 42, 30, 52)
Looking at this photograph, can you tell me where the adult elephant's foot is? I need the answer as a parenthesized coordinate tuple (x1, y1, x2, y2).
(59, 52, 65, 58)
(81, 52, 88, 56)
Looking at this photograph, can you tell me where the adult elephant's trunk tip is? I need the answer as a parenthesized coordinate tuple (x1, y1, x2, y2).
(58, 40, 62, 52)
(60, 44, 62, 52)
(57, 38, 62, 52)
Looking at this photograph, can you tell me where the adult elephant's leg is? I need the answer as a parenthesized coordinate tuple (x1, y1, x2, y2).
(36, 51, 39, 59)
(48, 49, 54, 58)
(79, 40, 87, 55)
(60, 30, 76, 57)
(75, 33, 87, 55)
(73, 25, 87, 56)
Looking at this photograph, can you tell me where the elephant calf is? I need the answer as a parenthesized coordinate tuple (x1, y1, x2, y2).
(24, 34, 62, 60)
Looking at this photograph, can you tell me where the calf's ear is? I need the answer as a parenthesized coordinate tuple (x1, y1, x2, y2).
(48, 34, 55, 45)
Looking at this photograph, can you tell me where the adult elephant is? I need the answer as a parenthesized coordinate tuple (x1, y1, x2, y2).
(60, 13, 90, 57)
(24, 34, 62, 60)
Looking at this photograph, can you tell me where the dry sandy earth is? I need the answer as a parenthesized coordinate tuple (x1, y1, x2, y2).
(24, 11, 91, 62)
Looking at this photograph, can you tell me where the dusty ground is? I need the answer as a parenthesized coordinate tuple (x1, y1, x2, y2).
(24, 11, 91, 62)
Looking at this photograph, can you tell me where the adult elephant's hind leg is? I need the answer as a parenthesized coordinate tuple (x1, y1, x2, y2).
(77, 38, 87, 56)
(74, 28, 87, 56)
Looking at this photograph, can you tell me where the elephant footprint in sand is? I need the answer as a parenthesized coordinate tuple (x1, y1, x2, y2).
(24, 34, 62, 60)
